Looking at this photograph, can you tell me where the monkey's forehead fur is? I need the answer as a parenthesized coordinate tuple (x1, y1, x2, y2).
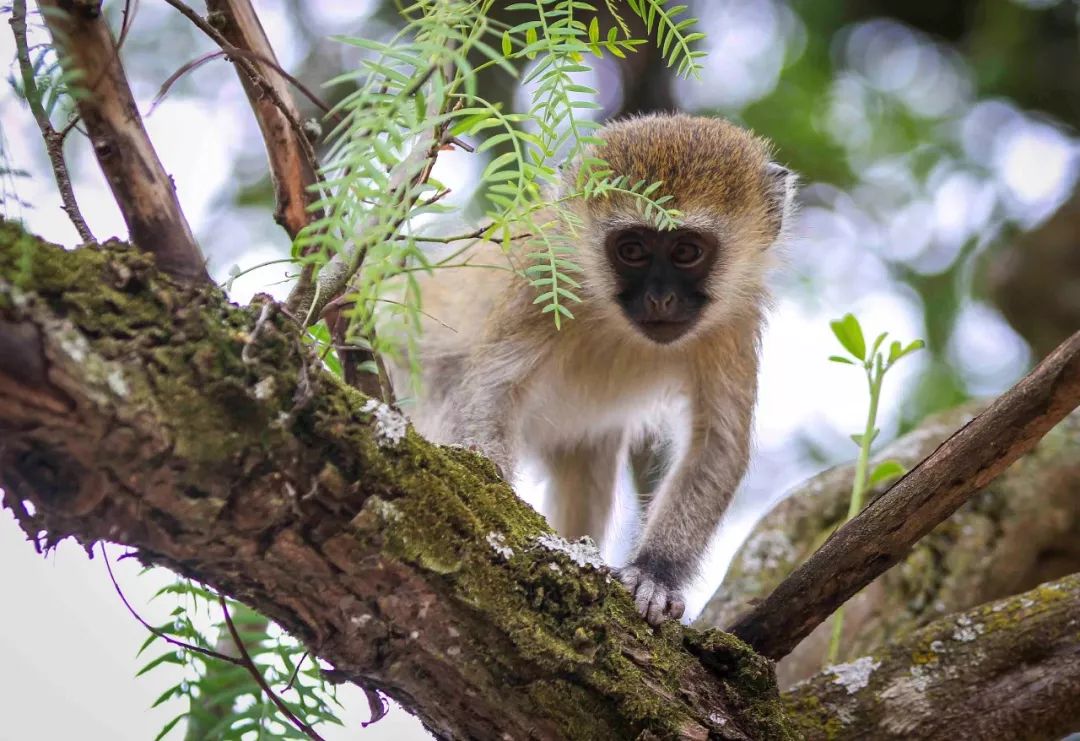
(565, 113, 776, 219)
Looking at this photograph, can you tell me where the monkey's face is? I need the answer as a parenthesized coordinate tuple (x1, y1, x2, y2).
(604, 227, 721, 345)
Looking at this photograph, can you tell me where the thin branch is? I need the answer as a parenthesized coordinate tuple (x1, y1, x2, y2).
(101, 545, 245, 668)
(38, 0, 207, 283)
(10, 0, 95, 243)
(163, 0, 321, 240)
(219, 595, 327, 741)
(729, 330, 1080, 660)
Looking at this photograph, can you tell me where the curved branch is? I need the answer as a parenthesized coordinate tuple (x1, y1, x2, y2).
(728, 330, 1080, 660)
(0, 223, 792, 741)
(784, 572, 1080, 740)
(39, 0, 206, 284)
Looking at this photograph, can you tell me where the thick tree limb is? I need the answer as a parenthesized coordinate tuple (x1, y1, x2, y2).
(729, 330, 1080, 660)
(39, 0, 207, 284)
(700, 403, 1080, 687)
(0, 222, 792, 740)
(784, 572, 1080, 740)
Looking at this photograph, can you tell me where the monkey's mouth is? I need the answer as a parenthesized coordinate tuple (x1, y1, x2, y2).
(635, 319, 696, 344)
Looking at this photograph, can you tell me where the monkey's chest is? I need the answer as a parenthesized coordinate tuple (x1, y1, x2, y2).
(517, 356, 687, 446)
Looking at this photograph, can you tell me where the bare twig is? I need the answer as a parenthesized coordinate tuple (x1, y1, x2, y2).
(10, 0, 95, 243)
(219, 595, 327, 741)
(729, 330, 1080, 660)
(283, 650, 309, 692)
(39, 0, 207, 283)
(101, 544, 245, 668)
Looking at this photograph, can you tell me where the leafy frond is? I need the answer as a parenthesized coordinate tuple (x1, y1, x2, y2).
(624, 0, 706, 78)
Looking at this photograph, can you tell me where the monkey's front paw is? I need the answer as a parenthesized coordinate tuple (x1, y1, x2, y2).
(617, 565, 686, 626)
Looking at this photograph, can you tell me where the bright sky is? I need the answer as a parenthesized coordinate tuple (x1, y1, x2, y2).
(0, 1, 1071, 738)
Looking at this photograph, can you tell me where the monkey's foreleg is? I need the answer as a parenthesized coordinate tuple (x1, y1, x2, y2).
(620, 420, 749, 625)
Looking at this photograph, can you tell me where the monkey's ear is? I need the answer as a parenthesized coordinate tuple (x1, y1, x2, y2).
(764, 162, 798, 242)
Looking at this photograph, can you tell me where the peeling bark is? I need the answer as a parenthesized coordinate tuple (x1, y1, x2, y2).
(699, 404, 1080, 688)
(784, 572, 1080, 740)
(0, 222, 792, 741)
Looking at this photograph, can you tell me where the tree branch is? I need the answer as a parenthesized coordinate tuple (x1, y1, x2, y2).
(700, 403, 1080, 687)
(0, 222, 792, 741)
(38, 0, 207, 284)
(784, 572, 1080, 740)
(172, 0, 323, 242)
(182, 0, 390, 400)
(9, 0, 95, 244)
(729, 330, 1080, 660)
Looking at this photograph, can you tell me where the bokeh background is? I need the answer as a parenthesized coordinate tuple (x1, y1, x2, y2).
(2, 0, 1077, 738)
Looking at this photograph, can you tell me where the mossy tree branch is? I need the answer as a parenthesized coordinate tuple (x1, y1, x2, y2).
(784, 572, 1080, 740)
(0, 222, 792, 741)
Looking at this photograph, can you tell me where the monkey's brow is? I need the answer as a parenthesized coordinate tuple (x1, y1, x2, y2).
(598, 211, 727, 235)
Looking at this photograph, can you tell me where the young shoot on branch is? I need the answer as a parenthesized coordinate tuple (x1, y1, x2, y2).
(826, 312, 924, 663)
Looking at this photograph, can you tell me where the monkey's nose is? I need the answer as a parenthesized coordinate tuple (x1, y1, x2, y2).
(646, 291, 676, 315)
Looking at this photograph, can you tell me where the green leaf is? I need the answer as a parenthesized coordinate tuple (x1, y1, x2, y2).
(137, 652, 185, 677)
(828, 355, 855, 365)
(153, 713, 185, 741)
(830, 313, 866, 361)
(869, 460, 906, 486)
(888, 338, 925, 365)
(870, 332, 888, 359)
(501, 31, 513, 57)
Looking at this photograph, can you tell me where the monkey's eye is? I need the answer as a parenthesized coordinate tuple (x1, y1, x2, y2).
(671, 242, 704, 268)
(616, 240, 650, 267)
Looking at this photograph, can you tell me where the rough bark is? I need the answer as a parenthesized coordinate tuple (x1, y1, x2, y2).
(0, 221, 792, 741)
(783, 572, 1080, 740)
(699, 403, 1080, 688)
(727, 332, 1080, 661)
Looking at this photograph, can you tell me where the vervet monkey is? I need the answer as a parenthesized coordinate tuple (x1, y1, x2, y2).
(388, 114, 797, 624)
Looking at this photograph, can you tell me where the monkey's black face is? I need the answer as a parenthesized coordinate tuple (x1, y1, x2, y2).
(604, 227, 721, 344)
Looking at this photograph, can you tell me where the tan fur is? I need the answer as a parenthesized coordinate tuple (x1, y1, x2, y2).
(385, 113, 796, 624)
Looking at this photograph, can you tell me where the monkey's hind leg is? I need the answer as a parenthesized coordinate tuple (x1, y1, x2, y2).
(542, 432, 624, 544)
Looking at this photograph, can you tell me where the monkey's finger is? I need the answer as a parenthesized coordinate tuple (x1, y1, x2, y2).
(644, 589, 669, 626)
(666, 595, 686, 621)
(616, 566, 642, 593)
(634, 580, 658, 615)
